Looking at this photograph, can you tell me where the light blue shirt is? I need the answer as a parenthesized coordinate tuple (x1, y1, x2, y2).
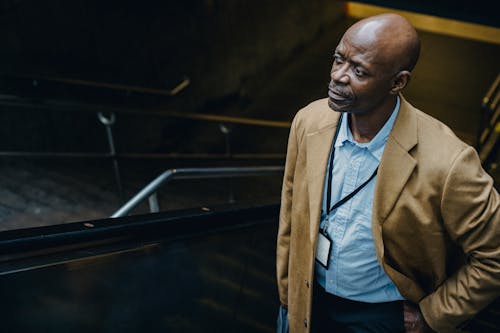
(315, 96, 404, 303)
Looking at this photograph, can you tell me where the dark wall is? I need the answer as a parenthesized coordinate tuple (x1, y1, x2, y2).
(1, 0, 342, 94)
(0, 0, 345, 154)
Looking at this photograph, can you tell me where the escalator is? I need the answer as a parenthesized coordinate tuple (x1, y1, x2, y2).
(0, 204, 280, 333)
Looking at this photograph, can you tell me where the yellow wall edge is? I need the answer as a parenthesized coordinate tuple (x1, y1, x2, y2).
(345, 1, 500, 45)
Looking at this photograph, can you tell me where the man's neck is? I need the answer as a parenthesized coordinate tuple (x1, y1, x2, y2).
(348, 97, 397, 143)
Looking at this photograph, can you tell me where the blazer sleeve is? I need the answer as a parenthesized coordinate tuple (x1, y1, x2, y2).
(276, 115, 299, 307)
(419, 146, 500, 333)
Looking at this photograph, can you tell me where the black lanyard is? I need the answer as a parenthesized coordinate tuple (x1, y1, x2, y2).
(326, 113, 379, 215)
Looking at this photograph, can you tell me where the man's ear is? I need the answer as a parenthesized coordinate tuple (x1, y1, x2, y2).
(390, 70, 411, 95)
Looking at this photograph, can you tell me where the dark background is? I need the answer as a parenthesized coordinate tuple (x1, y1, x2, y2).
(0, 0, 497, 154)
(0, 1, 498, 226)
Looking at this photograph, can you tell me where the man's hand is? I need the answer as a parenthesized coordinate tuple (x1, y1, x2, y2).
(404, 302, 435, 333)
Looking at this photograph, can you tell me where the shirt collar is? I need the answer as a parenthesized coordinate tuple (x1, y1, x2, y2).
(335, 96, 400, 161)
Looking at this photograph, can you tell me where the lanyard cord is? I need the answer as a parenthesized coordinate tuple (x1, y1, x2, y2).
(326, 113, 379, 216)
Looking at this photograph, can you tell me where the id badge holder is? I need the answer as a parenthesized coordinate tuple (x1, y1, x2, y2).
(315, 229, 332, 269)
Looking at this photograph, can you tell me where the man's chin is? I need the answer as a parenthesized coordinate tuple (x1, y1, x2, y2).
(328, 98, 351, 112)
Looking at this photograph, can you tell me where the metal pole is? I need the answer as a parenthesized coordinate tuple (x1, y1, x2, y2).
(219, 123, 235, 203)
(98, 112, 123, 196)
(219, 123, 232, 157)
(148, 192, 160, 213)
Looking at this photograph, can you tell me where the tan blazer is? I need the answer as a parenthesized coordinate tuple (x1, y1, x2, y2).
(276, 96, 500, 333)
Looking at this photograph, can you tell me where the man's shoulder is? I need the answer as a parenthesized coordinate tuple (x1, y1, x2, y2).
(413, 108, 470, 151)
(398, 97, 469, 151)
(404, 104, 477, 173)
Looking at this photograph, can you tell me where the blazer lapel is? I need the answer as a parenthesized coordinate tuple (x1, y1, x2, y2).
(373, 96, 418, 226)
(306, 113, 341, 245)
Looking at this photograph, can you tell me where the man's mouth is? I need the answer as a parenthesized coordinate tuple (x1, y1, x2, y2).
(328, 89, 351, 102)
(328, 82, 351, 102)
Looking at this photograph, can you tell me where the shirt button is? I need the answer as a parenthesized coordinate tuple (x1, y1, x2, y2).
(305, 279, 309, 288)
(304, 319, 308, 327)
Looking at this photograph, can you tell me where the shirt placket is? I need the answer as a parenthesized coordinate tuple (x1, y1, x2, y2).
(327, 145, 362, 292)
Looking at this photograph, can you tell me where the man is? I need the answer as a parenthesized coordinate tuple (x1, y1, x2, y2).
(276, 13, 499, 333)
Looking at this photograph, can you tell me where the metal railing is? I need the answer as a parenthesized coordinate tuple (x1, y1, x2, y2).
(478, 72, 500, 165)
(0, 93, 292, 128)
(111, 166, 284, 217)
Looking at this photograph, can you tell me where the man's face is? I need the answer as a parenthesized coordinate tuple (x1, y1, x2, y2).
(328, 27, 397, 114)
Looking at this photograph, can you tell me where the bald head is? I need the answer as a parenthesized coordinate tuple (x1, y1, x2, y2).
(346, 13, 420, 72)
(328, 13, 421, 115)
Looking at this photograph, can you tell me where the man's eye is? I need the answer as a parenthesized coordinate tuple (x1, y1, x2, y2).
(354, 67, 365, 77)
(333, 55, 343, 65)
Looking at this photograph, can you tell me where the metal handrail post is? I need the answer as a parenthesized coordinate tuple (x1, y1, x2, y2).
(98, 112, 123, 196)
(219, 123, 234, 203)
(148, 192, 160, 213)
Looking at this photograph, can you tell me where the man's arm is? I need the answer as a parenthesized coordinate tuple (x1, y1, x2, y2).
(276, 116, 299, 307)
(419, 146, 500, 332)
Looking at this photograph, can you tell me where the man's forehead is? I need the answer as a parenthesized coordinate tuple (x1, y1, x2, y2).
(335, 33, 377, 58)
(334, 34, 392, 70)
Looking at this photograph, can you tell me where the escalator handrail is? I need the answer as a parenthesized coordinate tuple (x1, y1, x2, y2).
(111, 166, 284, 218)
(0, 203, 280, 274)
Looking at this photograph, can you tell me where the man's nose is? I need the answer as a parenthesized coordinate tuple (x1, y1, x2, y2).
(331, 64, 349, 84)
